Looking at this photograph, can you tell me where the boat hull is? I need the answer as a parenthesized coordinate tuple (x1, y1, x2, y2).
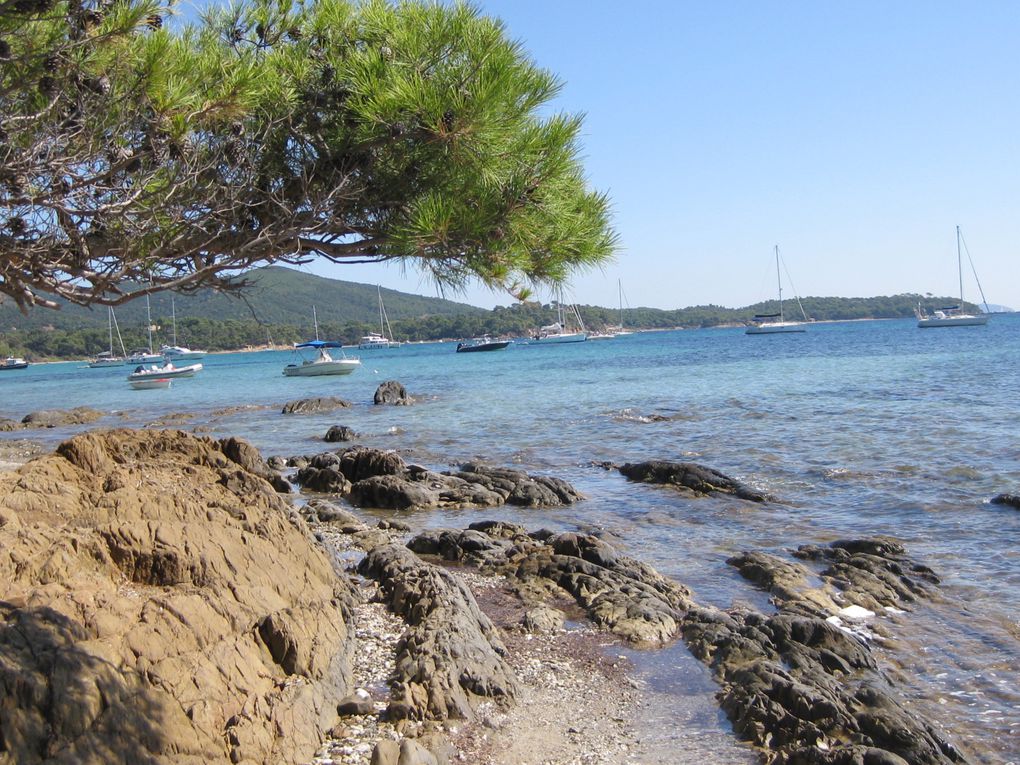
(88, 358, 125, 368)
(130, 378, 172, 390)
(128, 363, 202, 381)
(917, 315, 988, 328)
(745, 323, 806, 334)
(456, 341, 511, 353)
(283, 360, 361, 376)
(533, 333, 587, 344)
(161, 346, 207, 360)
(1, 359, 28, 370)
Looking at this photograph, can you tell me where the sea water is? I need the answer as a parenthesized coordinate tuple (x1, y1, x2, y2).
(2, 316, 1019, 763)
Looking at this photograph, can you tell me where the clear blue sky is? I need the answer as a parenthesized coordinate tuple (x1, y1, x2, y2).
(301, 1, 1020, 311)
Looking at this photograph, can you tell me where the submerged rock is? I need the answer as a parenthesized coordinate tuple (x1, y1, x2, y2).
(281, 396, 352, 415)
(292, 447, 584, 512)
(18, 406, 105, 428)
(792, 537, 941, 612)
(324, 424, 358, 442)
(374, 380, 412, 405)
(618, 460, 768, 502)
(0, 428, 354, 765)
(991, 492, 1020, 509)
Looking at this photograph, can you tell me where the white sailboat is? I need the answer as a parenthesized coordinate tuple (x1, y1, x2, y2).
(161, 296, 207, 359)
(534, 289, 587, 343)
(746, 245, 808, 334)
(608, 279, 633, 336)
(359, 286, 400, 349)
(88, 307, 128, 367)
(126, 295, 163, 363)
(915, 226, 989, 328)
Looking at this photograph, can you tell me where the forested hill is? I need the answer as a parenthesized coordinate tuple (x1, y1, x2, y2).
(0, 266, 485, 332)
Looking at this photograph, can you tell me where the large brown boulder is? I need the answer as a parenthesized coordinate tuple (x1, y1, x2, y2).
(0, 428, 354, 765)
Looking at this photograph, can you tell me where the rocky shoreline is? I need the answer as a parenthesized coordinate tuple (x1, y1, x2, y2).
(0, 409, 987, 764)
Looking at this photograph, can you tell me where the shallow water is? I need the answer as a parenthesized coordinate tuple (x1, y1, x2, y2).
(3, 317, 1019, 762)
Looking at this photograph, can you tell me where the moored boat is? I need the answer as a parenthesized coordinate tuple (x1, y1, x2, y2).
(1, 356, 29, 370)
(128, 361, 202, 382)
(129, 377, 172, 390)
(746, 245, 809, 334)
(455, 337, 511, 353)
(283, 341, 361, 376)
(915, 226, 989, 328)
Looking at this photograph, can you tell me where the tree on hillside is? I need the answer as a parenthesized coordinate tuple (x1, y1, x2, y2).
(0, 0, 616, 312)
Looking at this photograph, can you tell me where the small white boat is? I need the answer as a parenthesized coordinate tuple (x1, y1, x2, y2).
(746, 245, 809, 334)
(587, 331, 616, 341)
(127, 349, 164, 364)
(128, 361, 202, 382)
(129, 377, 172, 390)
(160, 345, 207, 361)
(1, 356, 29, 370)
(916, 226, 989, 328)
(358, 332, 399, 350)
(160, 297, 207, 358)
(455, 337, 511, 353)
(283, 341, 361, 376)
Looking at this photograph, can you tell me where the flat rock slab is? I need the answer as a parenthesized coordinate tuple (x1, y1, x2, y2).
(618, 460, 768, 502)
(281, 397, 352, 415)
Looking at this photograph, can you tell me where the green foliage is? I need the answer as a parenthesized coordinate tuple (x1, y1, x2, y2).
(1, 0, 616, 310)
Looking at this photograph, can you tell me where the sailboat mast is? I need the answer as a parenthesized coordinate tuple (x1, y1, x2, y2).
(171, 297, 177, 345)
(145, 295, 153, 352)
(956, 225, 964, 305)
(618, 279, 624, 329)
(775, 245, 784, 323)
(107, 306, 114, 353)
(313, 305, 319, 340)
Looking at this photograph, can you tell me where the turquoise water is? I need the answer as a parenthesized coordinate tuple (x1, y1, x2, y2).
(3, 317, 1019, 762)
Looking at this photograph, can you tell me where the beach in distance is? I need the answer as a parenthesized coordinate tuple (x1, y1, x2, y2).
(2, 316, 1019, 765)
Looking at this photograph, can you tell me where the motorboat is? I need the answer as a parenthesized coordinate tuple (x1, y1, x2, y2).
(129, 377, 172, 390)
(127, 348, 164, 364)
(746, 245, 809, 334)
(160, 296, 207, 358)
(916, 226, 989, 328)
(283, 341, 361, 376)
(587, 331, 616, 341)
(1, 356, 29, 370)
(455, 337, 511, 353)
(127, 361, 202, 382)
(358, 332, 399, 350)
(161, 345, 207, 361)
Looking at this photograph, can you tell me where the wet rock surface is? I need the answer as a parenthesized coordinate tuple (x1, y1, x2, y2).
(325, 424, 358, 442)
(0, 406, 105, 431)
(374, 381, 412, 405)
(291, 447, 584, 511)
(0, 429, 354, 765)
(618, 460, 768, 502)
(282, 396, 353, 415)
(407, 523, 962, 764)
(990, 492, 1020, 509)
(358, 543, 521, 721)
(409, 523, 691, 644)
